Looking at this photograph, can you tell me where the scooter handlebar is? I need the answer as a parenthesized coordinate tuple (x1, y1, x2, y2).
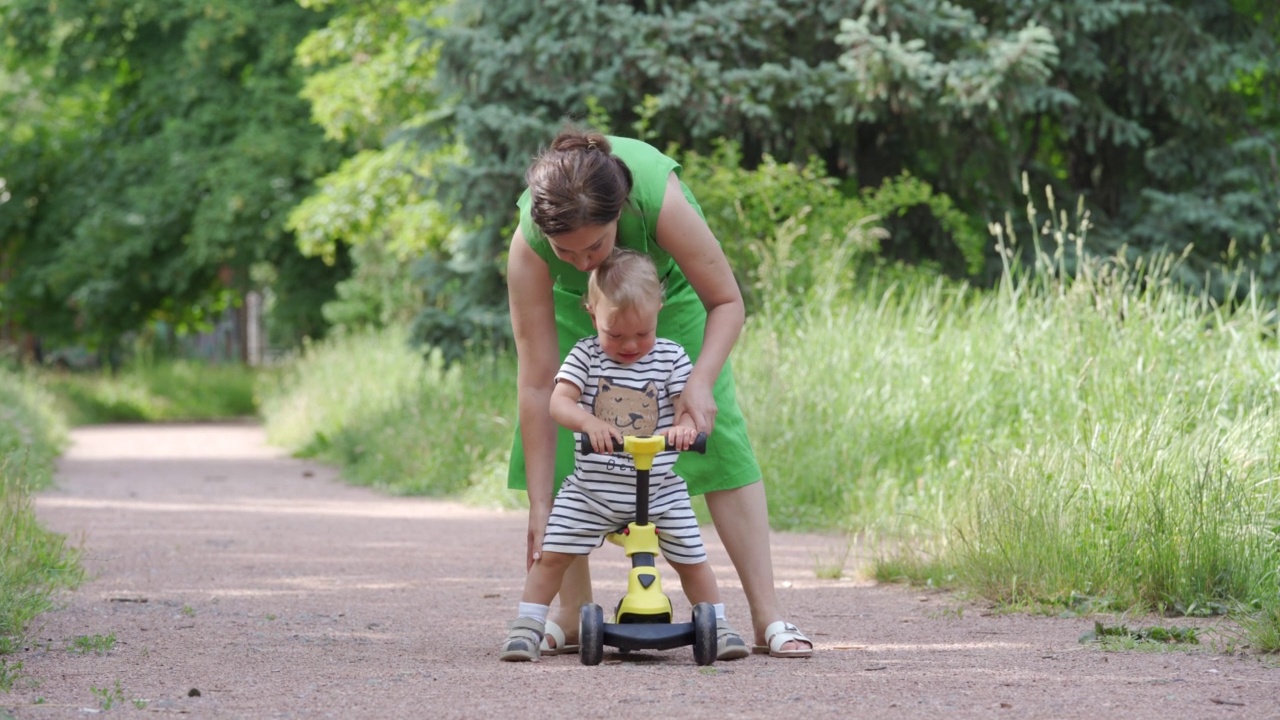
(578, 432, 707, 456)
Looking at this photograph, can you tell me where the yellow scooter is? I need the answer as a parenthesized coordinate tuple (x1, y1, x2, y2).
(576, 433, 716, 666)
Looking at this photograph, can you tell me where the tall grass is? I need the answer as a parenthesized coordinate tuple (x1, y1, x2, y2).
(0, 369, 82, 682)
(259, 185, 1280, 647)
(39, 359, 259, 425)
(257, 328, 519, 506)
(734, 185, 1280, 641)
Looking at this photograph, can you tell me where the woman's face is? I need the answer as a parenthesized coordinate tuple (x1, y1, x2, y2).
(547, 219, 618, 272)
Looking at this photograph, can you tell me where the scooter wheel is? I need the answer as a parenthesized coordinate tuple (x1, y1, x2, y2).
(580, 603, 605, 666)
(692, 602, 716, 666)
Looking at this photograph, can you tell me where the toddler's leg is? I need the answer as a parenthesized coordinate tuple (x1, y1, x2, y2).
(500, 551, 578, 662)
(523, 551, 576, 606)
(669, 559, 750, 661)
(669, 559, 720, 606)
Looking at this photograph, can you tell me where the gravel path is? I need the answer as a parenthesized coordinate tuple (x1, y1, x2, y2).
(2, 422, 1277, 719)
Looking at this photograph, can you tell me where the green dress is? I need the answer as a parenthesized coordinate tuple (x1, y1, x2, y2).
(507, 136, 762, 496)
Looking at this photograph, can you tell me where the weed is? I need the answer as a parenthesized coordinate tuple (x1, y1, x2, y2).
(67, 633, 116, 655)
(90, 680, 125, 711)
(87, 679, 148, 710)
(928, 605, 965, 620)
(1080, 620, 1199, 649)
(255, 179, 1280, 652)
(181, 605, 196, 618)
(813, 535, 856, 580)
(1235, 601, 1280, 653)
(0, 659, 21, 692)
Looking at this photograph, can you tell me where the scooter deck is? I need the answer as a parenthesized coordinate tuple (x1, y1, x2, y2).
(603, 621, 696, 651)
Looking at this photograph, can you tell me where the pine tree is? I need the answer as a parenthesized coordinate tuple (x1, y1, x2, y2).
(412, 0, 1279, 351)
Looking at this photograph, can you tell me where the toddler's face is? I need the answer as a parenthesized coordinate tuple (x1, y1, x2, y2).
(591, 300, 658, 365)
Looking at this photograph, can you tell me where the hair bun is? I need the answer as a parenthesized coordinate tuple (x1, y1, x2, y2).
(551, 130, 612, 155)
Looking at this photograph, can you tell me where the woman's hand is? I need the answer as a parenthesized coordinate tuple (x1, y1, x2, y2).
(674, 377, 718, 434)
(663, 423, 699, 451)
(526, 502, 551, 569)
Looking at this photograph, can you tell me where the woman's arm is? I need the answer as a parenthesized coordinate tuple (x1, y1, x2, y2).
(507, 227, 561, 568)
(654, 171, 746, 433)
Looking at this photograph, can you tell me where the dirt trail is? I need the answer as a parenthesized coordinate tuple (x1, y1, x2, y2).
(2, 423, 1277, 719)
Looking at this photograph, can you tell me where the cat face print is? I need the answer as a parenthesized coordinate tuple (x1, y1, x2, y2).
(594, 378, 659, 436)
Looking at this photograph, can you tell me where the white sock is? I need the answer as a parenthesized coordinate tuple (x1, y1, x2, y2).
(518, 602, 550, 623)
(713, 602, 726, 621)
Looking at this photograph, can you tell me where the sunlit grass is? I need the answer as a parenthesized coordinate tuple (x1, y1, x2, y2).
(258, 327, 519, 504)
(733, 187, 1280, 648)
(259, 186, 1280, 651)
(38, 359, 259, 425)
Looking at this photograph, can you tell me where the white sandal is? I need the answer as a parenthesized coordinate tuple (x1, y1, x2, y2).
(752, 620, 814, 658)
(538, 618, 580, 656)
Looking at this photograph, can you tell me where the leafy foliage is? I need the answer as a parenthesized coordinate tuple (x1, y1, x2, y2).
(409, 0, 1279, 352)
(0, 0, 348, 353)
(412, 0, 973, 354)
(679, 141, 985, 313)
(835, 0, 1280, 291)
(288, 0, 460, 339)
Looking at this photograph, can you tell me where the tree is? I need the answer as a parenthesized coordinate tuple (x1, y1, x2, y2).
(411, 0, 919, 355)
(287, 0, 454, 333)
(411, 0, 1280, 349)
(0, 0, 349, 355)
(835, 0, 1280, 293)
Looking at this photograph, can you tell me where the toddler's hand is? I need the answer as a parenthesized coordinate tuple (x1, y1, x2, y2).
(664, 424, 698, 452)
(584, 419, 623, 454)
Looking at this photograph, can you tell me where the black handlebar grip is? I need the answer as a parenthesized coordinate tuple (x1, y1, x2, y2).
(685, 432, 708, 454)
(576, 435, 622, 455)
(578, 432, 708, 455)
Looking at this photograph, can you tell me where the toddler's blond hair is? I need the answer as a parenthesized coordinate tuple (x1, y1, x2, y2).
(587, 248, 664, 316)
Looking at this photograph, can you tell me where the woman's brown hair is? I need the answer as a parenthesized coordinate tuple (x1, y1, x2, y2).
(526, 128, 633, 237)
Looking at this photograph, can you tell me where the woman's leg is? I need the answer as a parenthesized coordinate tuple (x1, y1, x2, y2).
(546, 555, 592, 648)
(704, 480, 812, 653)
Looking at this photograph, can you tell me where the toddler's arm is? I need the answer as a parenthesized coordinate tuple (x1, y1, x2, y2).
(550, 380, 623, 454)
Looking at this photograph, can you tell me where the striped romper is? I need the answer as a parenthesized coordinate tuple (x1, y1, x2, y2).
(542, 336, 707, 565)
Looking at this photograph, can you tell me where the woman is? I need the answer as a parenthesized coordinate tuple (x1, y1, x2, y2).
(507, 128, 813, 659)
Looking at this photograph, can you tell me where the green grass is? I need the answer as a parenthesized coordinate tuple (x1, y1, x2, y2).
(89, 679, 143, 711)
(257, 189, 1280, 652)
(1080, 620, 1200, 649)
(733, 189, 1280, 648)
(258, 328, 519, 505)
(0, 368, 83, 676)
(37, 359, 259, 425)
(67, 633, 116, 655)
